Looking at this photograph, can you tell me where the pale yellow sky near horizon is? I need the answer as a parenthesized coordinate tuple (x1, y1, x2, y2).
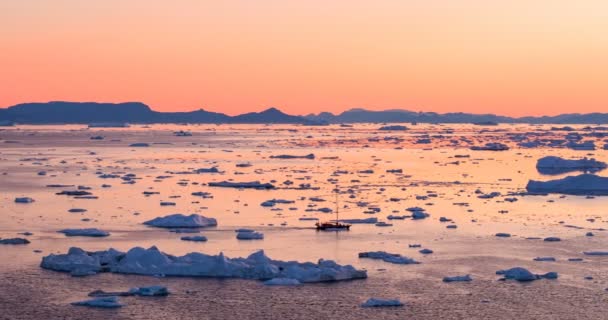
(1, 0, 607, 116)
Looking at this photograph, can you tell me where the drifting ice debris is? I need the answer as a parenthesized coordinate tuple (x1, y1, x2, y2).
(208, 181, 275, 189)
(129, 285, 169, 296)
(544, 237, 561, 242)
(583, 251, 608, 256)
(378, 125, 408, 131)
(41, 247, 367, 282)
(566, 140, 595, 151)
(496, 267, 558, 281)
(470, 143, 509, 151)
(536, 156, 607, 175)
(180, 236, 207, 242)
(419, 249, 433, 254)
(129, 143, 150, 147)
(443, 275, 472, 282)
(526, 174, 608, 195)
(361, 298, 404, 307)
(236, 231, 264, 240)
(339, 218, 378, 224)
(59, 228, 110, 237)
(534, 257, 556, 262)
(71, 296, 123, 308)
(387, 215, 407, 220)
(270, 154, 315, 160)
(411, 211, 429, 220)
(299, 217, 319, 221)
(195, 167, 219, 173)
(144, 214, 217, 228)
(174, 130, 192, 136)
(358, 251, 419, 264)
(14, 197, 35, 203)
(375, 222, 393, 227)
(495, 233, 511, 237)
(0, 238, 30, 245)
(263, 278, 301, 286)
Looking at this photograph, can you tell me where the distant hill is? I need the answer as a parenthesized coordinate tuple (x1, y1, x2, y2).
(2, 102, 608, 124)
(305, 108, 608, 124)
(0, 102, 316, 124)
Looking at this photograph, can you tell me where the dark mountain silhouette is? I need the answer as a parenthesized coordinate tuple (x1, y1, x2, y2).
(0, 102, 315, 124)
(305, 108, 608, 124)
(2, 102, 608, 124)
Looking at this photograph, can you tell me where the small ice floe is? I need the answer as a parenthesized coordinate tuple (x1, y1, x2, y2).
(180, 236, 207, 242)
(129, 285, 169, 296)
(470, 143, 509, 151)
(361, 298, 404, 307)
(496, 267, 558, 281)
(419, 249, 433, 254)
(71, 296, 123, 308)
(378, 125, 408, 131)
(526, 174, 608, 195)
(59, 228, 110, 237)
(0, 238, 30, 245)
(236, 230, 264, 240)
(195, 167, 219, 173)
(160, 201, 176, 206)
(41, 247, 367, 282)
(270, 154, 315, 160)
(411, 211, 429, 220)
(387, 215, 407, 220)
(208, 181, 275, 189)
(14, 197, 35, 203)
(375, 222, 393, 227)
(68, 208, 87, 213)
(567, 140, 595, 151)
(586, 232, 594, 237)
(443, 275, 472, 282)
(583, 251, 608, 256)
(174, 130, 192, 136)
(339, 218, 378, 224)
(129, 143, 150, 147)
(298, 217, 319, 221)
(144, 214, 217, 228)
(536, 156, 607, 175)
(544, 237, 561, 242)
(534, 257, 556, 262)
(358, 251, 419, 265)
(263, 278, 301, 286)
(446, 225, 458, 229)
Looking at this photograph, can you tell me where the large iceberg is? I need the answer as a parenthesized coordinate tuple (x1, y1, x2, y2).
(536, 156, 607, 175)
(144, 214, 218, 228)
(526, 174, 608, 195)
(41, 246, 367, 283)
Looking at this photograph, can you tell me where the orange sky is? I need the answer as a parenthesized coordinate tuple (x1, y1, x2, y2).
(2, 0, 607, 116)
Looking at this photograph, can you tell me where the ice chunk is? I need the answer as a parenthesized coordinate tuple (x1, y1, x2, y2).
(361, 298, 404, 307)
(59, 228, 110, 237)
(129, 285, 169, 296)
(526, 174, 608, 195)
(443, 275, 472, 282)
(208, 181, 275, 189)
(41, 247, 367, 283)
(536, 156, 607, 175)
(14, 197, 35, 203)
(359, 251, 419, 264)
(144, 214, 217, 228)
(236, 231, 264, 240)
(71, 296, 123, 308)
(0, 238, 30, 245)
(180, 236, 207, 242)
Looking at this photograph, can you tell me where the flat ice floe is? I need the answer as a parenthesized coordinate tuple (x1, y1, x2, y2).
(361, 298, 404, 307)
(208, 181, 275, 189)
(144, 214, 218, 228)
(496, 267, 558, 281)
(526, 174, 608, 195)
(59, 228, 110, 237)
(536, 156, 607, 175)
(358, 251, 419, 264)
(41, 246, 367, 283)
(0, 238, 30, 245)
(72, 296, 123, 308)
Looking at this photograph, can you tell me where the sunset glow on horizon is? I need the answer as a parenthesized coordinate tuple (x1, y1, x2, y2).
(2, 0, 608, 116)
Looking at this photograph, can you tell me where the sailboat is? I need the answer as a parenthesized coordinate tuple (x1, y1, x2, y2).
(315, 188, 351, 231)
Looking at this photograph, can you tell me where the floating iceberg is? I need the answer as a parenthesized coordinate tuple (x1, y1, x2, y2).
(208, 181, 275, 189)
(470, 143, 509, 151)
(443, 275, 472, 282)
(536, 156, 607, 175)
(144, 214, 217, 228)
(71, 296, 123, 308)
(0, 238, 30, 245)
(270, 154, 315, 160)
(236, 231, 264, 240)
(526, 174, 608, 195)
(496, 267, 557, 281)
(358, 251, 419, 265)
(41, 246, 367, 283)
(361, 298, 404, 307)
(59, 228, 110, 237)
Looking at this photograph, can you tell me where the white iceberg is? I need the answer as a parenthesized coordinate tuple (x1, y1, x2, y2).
(59, 228, 110, 237)
(536, 156, 606, 175)
(526, 174, 608, 195)
(144, 214, 217, 228)
(361, 298, 404, 307)
(41, 246, 367, 283)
